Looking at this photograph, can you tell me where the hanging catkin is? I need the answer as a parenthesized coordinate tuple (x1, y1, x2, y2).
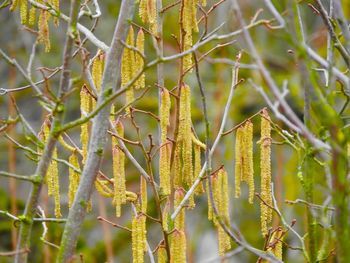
(68, 152, 80, 208)
(260, 109, 272, 236)
(157, 244, 167, 263)
(132, 213, 147, 263)
(234, 126, 244, 198)
(244, 121, 254, 203)
(28, 5, 36, 26)
(38, 10, 50, 52)
(192, 134, 206, 194)
(50, 0, 59, 26)
(41, 120, 61, 218)
(174, 188, 185, 231)
(139, 0, 157, 34)
(112, 121, 126, 217)
(234, 121, 254, 203)
(216, 169, 231, 255)
(179, 85, 193, 187)
(121, 26, 135, 114)
(162, 199, 170, 232)
(140, 176, 147, 214)
(19, 0, 28, 25)
(159, 88, 171, 195)
(135, 29, 145, 89)
(170, 229, 186, 263)
(92, 50, 104, 93)
(80, 85, 90, 163)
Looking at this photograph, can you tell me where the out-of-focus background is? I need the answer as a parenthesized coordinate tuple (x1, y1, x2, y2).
(1, 0, 349, 262)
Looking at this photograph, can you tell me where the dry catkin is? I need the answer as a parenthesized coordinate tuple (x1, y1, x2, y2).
(38, 10, 50, 52)
(68, 152, 80, 208)
(260, 109, 272, 236)
(140, 176, 147, 214)
(132, 213, 147, 263)
(113, 122, 126, 217)
(135, 29, 145, 89)
(174, 188, 185, 231)
(80, 86, 90, 163)
(234, 126, 244, 198)
(262, 228, 284, 262)
(51, 0, 59, 26)
(170, 229, 186, 263)
(122, 26, 135, 114)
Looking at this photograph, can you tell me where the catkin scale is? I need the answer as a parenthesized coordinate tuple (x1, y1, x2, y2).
(260, 109, 272, 236)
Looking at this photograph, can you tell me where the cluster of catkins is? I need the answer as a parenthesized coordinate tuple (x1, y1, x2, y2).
(32, 0, 284, 262)
(10, 0, 59, 51)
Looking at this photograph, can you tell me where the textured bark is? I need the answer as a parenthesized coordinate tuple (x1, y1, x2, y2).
(57, 1, 135, 262)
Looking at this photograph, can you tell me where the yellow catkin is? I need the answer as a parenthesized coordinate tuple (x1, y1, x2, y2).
(174, 188, 185, 231)
(170, 229, 186, 263)
(216, 169, 231, 255)
(68, 152, 80, 208)
(113, 122, 126, 217)
(174, 140, 182, 188)
(51, 0, 59, 26)
(139, 0, 147, 23)
(122, 26, 135, 113)
(41, 120, 60, 218)
(159, 88, 171, 195)
(9, 0, 19, 11)
(244, 121, 254, 203)
(162, 200, 170, 232)
(193, 144, 202, 194)
(260, 109, 272, 236)
(19, 0, 28, 25)
(28, 5, 36, 26)
(95, 179, 113, 198)
(207, 179, 213, 221)
(159, 142, 171, 195)
(80, 86, 90, 163)
(92, 50, 104, 93)
(201, 0, 207, 6)
(180, 85, 193, 187)
(132, 213, 147, 263)
(147, 0, 157, 34)
(157, 245, 167, 263)
(140, 176, 147, 214)
(38, 10, 50, 52)
(160, 89, 171, 142)
(135, 30, 145, 89)
(52, 148, 61, 218)
(182, 0, 198, 71)
(234, 126, 244, 198)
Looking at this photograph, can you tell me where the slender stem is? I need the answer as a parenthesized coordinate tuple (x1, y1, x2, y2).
(14, 0, 82, 261)
(57, 2, 135, 261)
